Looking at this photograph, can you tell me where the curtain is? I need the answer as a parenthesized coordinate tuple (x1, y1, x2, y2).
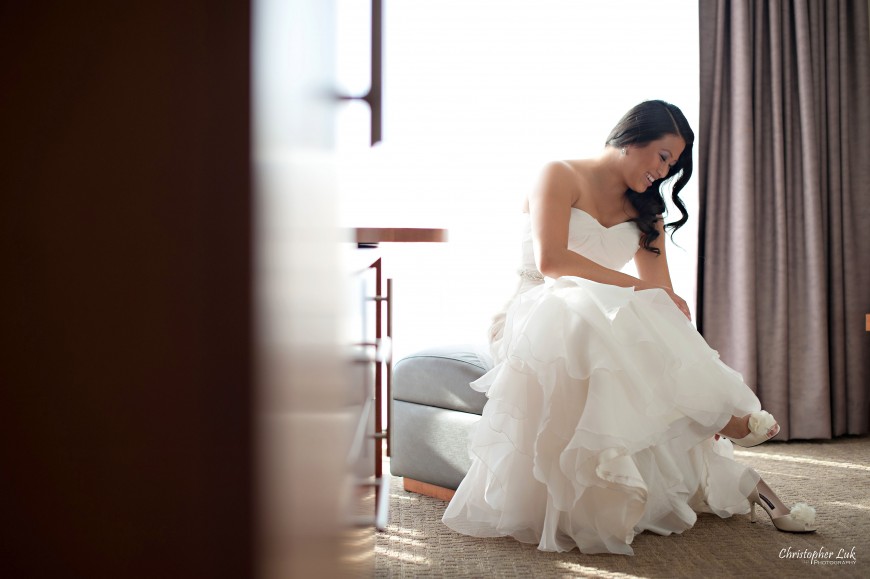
(698, 0, 870, 439)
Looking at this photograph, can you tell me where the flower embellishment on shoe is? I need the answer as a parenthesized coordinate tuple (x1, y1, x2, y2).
(729, 410, 780, 448)
(788, 503, 817, 526)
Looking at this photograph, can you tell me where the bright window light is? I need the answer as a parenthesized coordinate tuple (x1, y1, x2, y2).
(338, 1, 700, 358)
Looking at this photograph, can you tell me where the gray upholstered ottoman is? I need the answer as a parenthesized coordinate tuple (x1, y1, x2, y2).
(390, 345, 492, 497)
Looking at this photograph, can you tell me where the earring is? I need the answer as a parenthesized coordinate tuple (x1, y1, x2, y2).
(620, 147, 627, 156)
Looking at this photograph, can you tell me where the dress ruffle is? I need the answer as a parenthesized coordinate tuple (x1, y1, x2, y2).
(442, 276, 762, 555)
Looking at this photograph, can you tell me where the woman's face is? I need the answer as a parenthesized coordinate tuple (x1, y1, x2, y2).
(623, 134, 686, 193)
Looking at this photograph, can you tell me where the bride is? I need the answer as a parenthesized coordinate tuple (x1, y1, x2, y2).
(441, 100, 816, 555)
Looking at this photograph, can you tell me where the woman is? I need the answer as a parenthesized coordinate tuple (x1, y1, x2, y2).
(442, 100, 816, 555)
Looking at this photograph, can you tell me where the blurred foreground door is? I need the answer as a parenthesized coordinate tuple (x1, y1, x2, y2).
(253, 0, 364, 577)
(0, 2, 253, 578)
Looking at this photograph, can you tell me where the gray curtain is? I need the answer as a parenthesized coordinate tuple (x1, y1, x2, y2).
(698, 0, 870, 439)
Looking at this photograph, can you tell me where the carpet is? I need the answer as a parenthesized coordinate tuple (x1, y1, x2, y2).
(376, 436, 870, 578)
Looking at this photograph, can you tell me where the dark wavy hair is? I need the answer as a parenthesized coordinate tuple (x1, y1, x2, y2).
(605, 100, 694, 254)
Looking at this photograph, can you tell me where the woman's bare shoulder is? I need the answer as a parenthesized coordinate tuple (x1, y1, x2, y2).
(538, 159, 577, 180)
(564, 159, 599, 182)
(559, 159, 597, 203)
(527, 161, 581, 210)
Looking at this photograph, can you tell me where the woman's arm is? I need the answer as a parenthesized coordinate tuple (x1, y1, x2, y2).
(529, 162, 656, 290)
(633, 216, 673, 288)
(633, 217, 691, 320)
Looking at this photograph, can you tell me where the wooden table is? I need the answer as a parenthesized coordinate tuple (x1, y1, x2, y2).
(349, 227, 447, 530)
(354, 227, 448, 246)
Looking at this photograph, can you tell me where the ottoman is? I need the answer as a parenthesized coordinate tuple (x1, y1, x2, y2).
(390, 345, 492, 499)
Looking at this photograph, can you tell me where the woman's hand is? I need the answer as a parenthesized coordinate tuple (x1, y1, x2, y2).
(662, 287, 691, 321)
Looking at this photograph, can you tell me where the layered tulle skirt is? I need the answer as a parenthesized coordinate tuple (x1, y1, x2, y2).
(442, 276, 762, 555)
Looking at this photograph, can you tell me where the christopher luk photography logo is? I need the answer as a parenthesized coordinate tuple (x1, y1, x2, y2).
(779, 545, 858, 565)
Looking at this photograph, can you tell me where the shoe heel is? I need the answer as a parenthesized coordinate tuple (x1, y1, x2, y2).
(750, 480, 817, 533)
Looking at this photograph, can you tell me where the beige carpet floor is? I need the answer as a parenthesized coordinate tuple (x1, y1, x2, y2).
(376, 436, 870, 578)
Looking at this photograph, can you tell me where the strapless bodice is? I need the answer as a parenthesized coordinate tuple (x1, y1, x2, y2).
(520, 208, 641, 274)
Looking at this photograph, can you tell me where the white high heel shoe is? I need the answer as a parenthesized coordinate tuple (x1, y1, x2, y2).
(727, 411, 780, 448)
(749, 479, 817, 533)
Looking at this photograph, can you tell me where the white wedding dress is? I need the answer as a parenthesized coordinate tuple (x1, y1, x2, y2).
(442, 208, 762, 555)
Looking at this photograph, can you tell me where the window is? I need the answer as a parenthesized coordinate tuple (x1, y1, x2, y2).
(338, 1, 700, 355)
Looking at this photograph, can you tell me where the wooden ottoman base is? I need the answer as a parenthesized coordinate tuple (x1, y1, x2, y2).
(402, 477, 456, 501)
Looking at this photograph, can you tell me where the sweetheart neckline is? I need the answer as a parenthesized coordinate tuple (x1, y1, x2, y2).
(569, 207, 637, 230)
(521, 208, 638, 231)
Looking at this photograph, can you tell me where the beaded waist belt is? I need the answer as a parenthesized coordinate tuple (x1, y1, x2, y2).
(517, 268, 544, 282)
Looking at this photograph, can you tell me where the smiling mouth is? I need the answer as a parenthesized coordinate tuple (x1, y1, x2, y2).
(645, 173, 655, 184)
